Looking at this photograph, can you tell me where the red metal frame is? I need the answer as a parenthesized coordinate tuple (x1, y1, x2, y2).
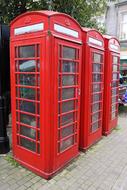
(79, 28, 104, 151)
(10, 11, 82, 179)
(103, 36, 120, 136)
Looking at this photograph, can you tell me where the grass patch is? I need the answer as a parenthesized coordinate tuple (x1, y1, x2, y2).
(5, 155, 19, 167)
(88, 140, 103, 152)
(119, 105, 127, 113)
(114, 124, 122, 131)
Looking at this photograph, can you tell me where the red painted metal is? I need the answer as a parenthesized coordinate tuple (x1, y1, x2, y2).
(79, 28, 104, 151)
(10, 11, 82, 179)
(103, 35, 120, 136)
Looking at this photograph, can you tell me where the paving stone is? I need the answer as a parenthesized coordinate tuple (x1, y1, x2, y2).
(0, 114, 127, 190)
(9, 183, 20, 190)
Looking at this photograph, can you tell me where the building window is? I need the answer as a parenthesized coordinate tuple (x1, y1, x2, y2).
(120, 12, 127, 40)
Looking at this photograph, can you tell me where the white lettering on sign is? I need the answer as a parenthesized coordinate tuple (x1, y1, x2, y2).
(88, 37, 103, 47)
(110, 44, 119, 51)
(14, 23, 44, 35)
(54, 24, 79, 38)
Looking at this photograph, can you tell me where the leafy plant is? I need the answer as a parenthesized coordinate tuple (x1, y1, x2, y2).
(0, 0, 108, 31)
(5, 155, 19, 167)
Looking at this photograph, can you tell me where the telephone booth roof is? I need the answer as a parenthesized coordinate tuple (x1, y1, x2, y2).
(82, 27, 104, 50)
(103, 34, 120, 53)
(10, 10, 82, 43)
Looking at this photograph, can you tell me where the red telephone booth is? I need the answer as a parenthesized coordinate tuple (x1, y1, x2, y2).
(103, 35, 120, 135)
(10, 11, 82, 179)
(79, 28, 104, 151)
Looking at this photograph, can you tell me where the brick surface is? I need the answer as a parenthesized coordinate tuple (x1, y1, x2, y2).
(0, 113, 127, 190)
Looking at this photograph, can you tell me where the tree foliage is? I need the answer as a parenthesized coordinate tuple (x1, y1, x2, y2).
(0, 0, 108, 31)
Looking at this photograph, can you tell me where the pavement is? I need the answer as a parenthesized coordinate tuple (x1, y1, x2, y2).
(0, 111, 127, 190)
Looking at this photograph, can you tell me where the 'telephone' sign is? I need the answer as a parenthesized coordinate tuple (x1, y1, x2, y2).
(14, 23, 44, 35)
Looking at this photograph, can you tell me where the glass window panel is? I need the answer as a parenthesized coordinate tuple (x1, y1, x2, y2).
(58, 75, 61, 87)
(93, 53, 101, 63)
(20, 113, 36, 127)
(37, 131, 40, 141)
(61, 125, 74, 138)
(62, 101, 74, 113)
(17, 100, 36, 114)
(37, 144, 40, 154)
(112, 81, 118, 88)
(58, 89, 61, 100)
(113, 56, 118, 64)
(60, 136, 74, 152)
(62, 61, 76, 72)
(15, 61, 19, 71)
(37, 103, 40, 115)
(37, 60, 40, 72)
(112, 104, 117, 112)
(112, 88, 118, 96)
(37, 117, 40, 128)
(19, 45, 35, 58)
(92, 103, 100, 112)
(112, 112, 116, 120)
(62, 88, 75, 100)
(20, 137, 36, 152)
(37, 75, 40, 86)
(93, 74, 102, 82)
(20, 125, 36, 139)
(15, 47, 18, 58)
(16, 74, 35, 86)
(58, 103, 61, 114)
(19, 60, 36, 72)
(91, 122, 99, 132)
(113, 73, 118, 80)
(92, 93, 102, 102)
(16, 112, 19, 121)
(16, 87, 36, 100)
(113, 65, 118, 72)
(37, 45, 40, 57)
(61, 112, 74, 126)
(63, 47, 76, 59)
(93, 63, 101, 72)
(92, 84, 101, 92)
(92, 112, 100, 123)
(112, 96, 117, 104)
(62, 75, 75, 86)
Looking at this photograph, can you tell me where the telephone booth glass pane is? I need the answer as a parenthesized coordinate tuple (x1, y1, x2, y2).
(62, 75, 76, 86)
(15, 45, 40, 154)
(19, 45, 35, 58)
(61, 112, 74, 126)
(91, 52, 103, 132)
(62, 88, 75, 100)
(62, 62, 76, 72)
(58, 45, 79, 153)
(111, 55, 119, 120)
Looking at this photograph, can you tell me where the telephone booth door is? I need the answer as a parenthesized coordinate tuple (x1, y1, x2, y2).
(79, 28, 104, 151)
(11, 38, 44, 171)
(103, 37, 120, 135)
(90, 49, 104, 136)
(110, 54, 119, 125)
(55, 39, 81, 167)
